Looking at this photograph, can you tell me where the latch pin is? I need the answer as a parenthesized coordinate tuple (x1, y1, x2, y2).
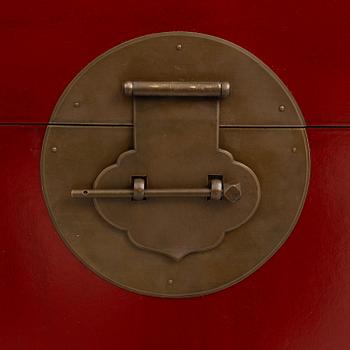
(71, 178, 241, 203)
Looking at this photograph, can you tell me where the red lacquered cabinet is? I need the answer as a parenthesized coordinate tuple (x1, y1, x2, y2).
(1, 1, 350, 349)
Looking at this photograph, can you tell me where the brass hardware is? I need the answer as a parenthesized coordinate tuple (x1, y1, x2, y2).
(133, 177, 145, 201)
(123, 81, 230, 97)
(71, 178, 241, 203)
(41, 32, 310, 298)
(279, 104, 286, 112)
(88, 80, 260, 261)
(210, 178, 223, 201)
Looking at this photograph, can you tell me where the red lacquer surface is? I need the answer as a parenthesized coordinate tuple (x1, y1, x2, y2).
(1, 1, 350, 348)
(0, 126, 350, 349)
(0, 0, 350, 125)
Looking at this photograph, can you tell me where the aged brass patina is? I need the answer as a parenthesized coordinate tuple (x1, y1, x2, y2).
(70, 80, 261, 260)
(41, 32, 310, 297)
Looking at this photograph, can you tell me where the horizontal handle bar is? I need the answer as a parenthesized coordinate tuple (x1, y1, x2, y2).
(72, 188, 212, 198)
(71, 179, 241, 203)
(123, 81, 230, 97)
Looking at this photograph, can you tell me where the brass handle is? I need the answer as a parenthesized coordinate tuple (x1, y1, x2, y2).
(71, 179, 241, 203)
(123, 81, 230, 97)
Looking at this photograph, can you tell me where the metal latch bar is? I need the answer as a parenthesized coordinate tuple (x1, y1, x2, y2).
(71, 188, 212, 198)
(123, 81, 230, 97)
(71, 179, 241, 203)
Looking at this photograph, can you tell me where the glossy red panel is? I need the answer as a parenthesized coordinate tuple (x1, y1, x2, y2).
(0, 0, 350, 125)
(0, 126, 350, 349)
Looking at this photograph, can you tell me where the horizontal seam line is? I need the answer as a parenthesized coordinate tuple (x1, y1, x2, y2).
(0, 122, 350, 129)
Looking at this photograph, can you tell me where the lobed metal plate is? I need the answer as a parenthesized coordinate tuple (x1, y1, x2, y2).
(41, 32, 310, 297)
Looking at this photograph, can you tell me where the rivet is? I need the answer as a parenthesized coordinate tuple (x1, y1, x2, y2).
(292, 147, 297, 153)
(70, 233, 80, 240)
(51, 146, 57, 153)
(176, 44, 182, 51)
(168, 279, 174, 285)
(73, 101, 80, 108)
(279, 105, 286, 112)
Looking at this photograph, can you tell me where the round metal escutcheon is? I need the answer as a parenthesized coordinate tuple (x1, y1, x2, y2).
(41, 32, 310, 297)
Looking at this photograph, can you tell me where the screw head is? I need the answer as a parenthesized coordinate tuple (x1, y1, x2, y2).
(292, 147, 297, 153)
(279, 105, 286, 112)
(73, 101, 80, 108)
(51, 146, 57, 153)
(168, 279, 174, 285)
(176, 44, 182, 51)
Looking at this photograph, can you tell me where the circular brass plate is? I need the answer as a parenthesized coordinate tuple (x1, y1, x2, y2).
(41, 32, 310, 297)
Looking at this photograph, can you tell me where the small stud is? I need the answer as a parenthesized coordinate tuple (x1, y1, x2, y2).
(70, 233, 80, 241)
(168, 279, 174, 285)
(51, 146, 57, 153)
(279, 105, 286, 112)
(176, 44, 182, 51)
(292, 147, 297, 153)
(73, 101, 80, 108)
